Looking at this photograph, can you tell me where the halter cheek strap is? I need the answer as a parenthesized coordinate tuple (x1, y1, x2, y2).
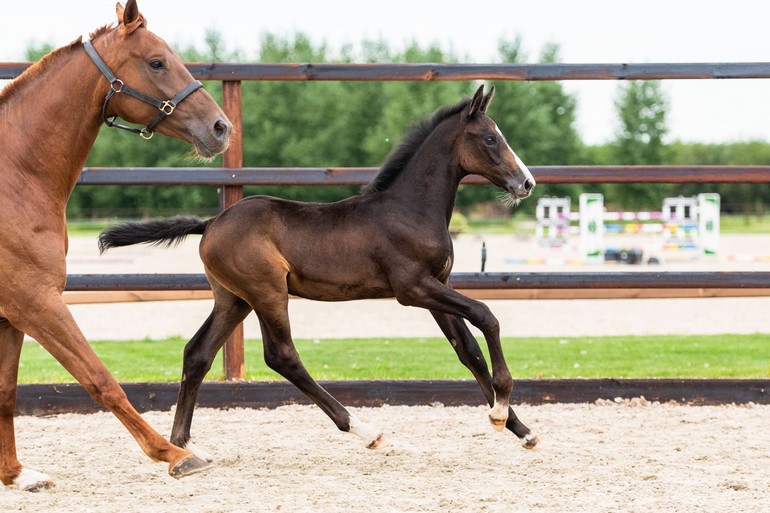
(83, 39, 203, 139)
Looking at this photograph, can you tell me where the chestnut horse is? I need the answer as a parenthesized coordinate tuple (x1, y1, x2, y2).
(0, 1, 232, 490)
(100, 85, 540, 460)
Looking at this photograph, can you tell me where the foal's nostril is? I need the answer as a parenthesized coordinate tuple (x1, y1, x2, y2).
(214, 119, 231, 141)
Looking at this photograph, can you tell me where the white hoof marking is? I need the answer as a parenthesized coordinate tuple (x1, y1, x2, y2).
(488, 402, 509, 431)
(184, 440, 215, 463)
(14, 469, 54, 491)
(349, 415, 385, 449)
(522, 433, 540, 449)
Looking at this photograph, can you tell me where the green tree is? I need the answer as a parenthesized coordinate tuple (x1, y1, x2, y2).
(667, 140, 770, 216)
(614, 81, 668, 164)
(605, 81, 673, 209)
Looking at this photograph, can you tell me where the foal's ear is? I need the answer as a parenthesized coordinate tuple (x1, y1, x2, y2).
(467, 84, 488, 120)
(480, 85, 495, 113)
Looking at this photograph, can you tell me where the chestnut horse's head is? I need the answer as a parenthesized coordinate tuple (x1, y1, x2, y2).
(88, 0, 231, 157)
(457, 85, 535, 203)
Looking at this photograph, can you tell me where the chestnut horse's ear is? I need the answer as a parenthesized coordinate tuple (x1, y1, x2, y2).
(117, 0, 145, 33)
(479, 85, 495, 113)
(467, 85, 486, 120)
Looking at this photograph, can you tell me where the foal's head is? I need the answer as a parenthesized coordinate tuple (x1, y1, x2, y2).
(90, 0, 231, 157)
(456, 85, 535, 203)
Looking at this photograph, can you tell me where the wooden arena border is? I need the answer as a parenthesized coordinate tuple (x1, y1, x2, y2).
(16, 379, 770, 416)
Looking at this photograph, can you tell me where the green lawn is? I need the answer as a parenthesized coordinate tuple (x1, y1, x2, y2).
(719, 214, 770, 234)
(17, 334, 770, 383)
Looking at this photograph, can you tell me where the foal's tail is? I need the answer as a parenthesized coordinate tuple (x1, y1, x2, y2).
(98, 215, 209, 254)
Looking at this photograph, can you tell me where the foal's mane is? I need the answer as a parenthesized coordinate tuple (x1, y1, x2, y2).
(361, 96, 472, 194)
(0, 25, 113, 106)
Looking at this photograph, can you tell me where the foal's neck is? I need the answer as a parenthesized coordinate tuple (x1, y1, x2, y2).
(385, 123, 463, 225)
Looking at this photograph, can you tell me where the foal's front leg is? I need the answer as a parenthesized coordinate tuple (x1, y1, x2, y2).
(430, 310, 539, 448)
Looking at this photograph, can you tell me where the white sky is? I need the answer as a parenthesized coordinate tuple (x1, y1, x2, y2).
(3, 0, 770, 145)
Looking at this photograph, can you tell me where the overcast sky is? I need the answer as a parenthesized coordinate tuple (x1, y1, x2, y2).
(3, 0, 770, 145)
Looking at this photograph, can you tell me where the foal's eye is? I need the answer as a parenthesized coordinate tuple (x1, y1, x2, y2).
(149, 59, 165, 71)
(483, 135, 497, 146)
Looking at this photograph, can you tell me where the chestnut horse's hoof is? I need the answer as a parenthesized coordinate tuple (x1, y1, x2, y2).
(15, 469, 55, 492)
(168, 454, 214, 479)
(522, 434, 540, 450)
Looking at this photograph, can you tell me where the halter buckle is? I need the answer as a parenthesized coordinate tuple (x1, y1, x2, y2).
(159, 100, 176, 115)
(110, 79, 124, 93)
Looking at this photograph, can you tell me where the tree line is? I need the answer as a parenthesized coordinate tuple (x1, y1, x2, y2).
(24, 32, 770, 219)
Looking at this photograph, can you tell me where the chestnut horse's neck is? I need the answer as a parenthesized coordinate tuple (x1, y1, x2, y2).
(1, 38, 108, 205)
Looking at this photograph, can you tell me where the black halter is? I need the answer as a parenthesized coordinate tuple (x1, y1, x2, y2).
(83, 39, 202, 139)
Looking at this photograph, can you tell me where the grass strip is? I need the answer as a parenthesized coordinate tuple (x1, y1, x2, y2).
(17, 334, 770, 384)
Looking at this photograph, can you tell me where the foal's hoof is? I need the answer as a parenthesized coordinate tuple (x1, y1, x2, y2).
(521, 434, 540, 450)
(168, 454, 214, 479)
(366, 433, 386, 450)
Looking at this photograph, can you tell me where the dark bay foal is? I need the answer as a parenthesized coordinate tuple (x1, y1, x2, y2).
(99, 85, 539, 460)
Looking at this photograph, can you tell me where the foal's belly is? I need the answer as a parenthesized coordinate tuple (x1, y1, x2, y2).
(287, 273, 394, 302)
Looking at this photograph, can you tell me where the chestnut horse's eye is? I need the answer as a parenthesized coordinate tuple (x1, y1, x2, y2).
(149, 59, 165, 71)
(483, 134, 497, 146)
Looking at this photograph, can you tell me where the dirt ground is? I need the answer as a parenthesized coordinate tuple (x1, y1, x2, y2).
(2, 402, 768, 512)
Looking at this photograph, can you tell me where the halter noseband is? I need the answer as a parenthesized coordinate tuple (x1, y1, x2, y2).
(83, 39, 202, 139)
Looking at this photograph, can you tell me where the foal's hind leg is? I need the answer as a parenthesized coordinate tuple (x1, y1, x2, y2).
(0, 320, 55, 490)
(170, 284, 252, 458)
(430, 311, 539, 449)
(251, 290, 383, 448)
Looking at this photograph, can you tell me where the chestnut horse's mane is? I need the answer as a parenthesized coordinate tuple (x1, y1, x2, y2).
(0, 24, 116, 106)
(361, 96, 472, 195)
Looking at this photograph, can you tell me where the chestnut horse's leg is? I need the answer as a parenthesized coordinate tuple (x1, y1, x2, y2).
(250, 288, 383, 449)
(394, 276, 515, 432)
(0, 320, 55, 490)
(430, 310, 539, 448)
(170, 284, 252, 457)
(9, 292, 211, 478)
